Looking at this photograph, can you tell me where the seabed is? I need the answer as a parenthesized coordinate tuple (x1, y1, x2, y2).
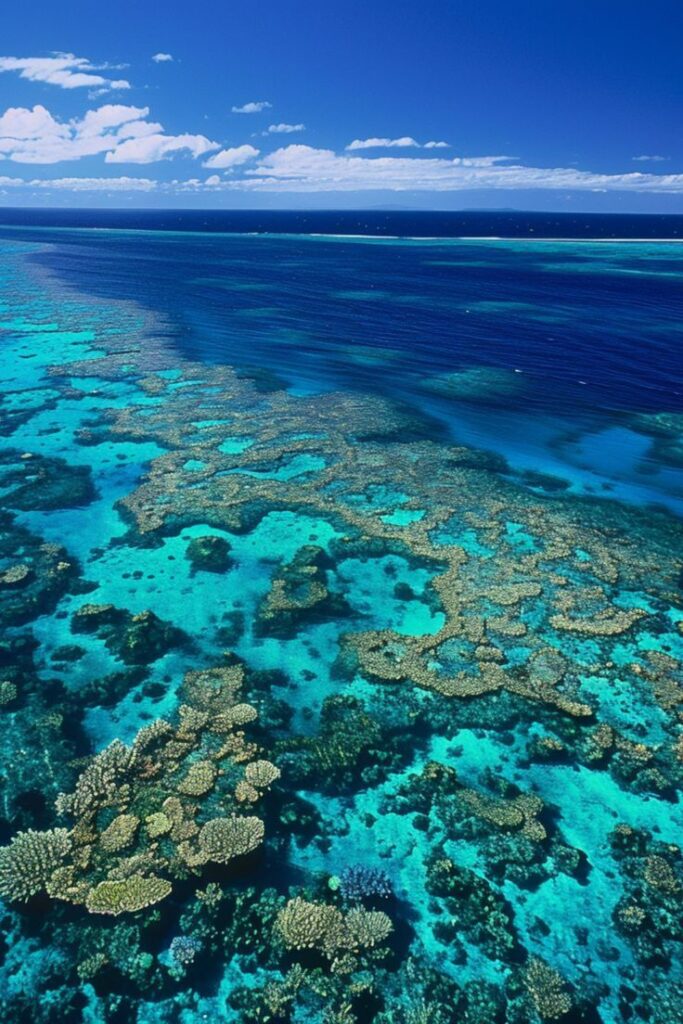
(0, 237, 681, 1023)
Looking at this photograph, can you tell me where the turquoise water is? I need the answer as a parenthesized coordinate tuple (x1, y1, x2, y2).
(0, 230, 681, 1024)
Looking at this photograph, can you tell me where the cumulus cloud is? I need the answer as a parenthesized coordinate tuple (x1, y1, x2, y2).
(232, 100, 272, 113)
(266, 123, 305, 134)
(0, 104, 68, 142)
(107, 132, 217, 164)
(0, 54, 130, 91)
(346, 136, 420, 150)
(0, 102, 218, 164)
(152, 53, 174, 63)
(424, 140, 449, 149)
(203, 144, 259, 168)
(0, 103, 146, 162)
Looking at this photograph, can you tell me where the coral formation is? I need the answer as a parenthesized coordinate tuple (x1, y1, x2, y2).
(275, 896, 393, 962)
(0, 512, 83, 628)
(522, 957, 573, 1020)
(419, 365, 525, 404)
(337, 865, 393, 903)
(0, 828, 72, 902)
(256, 544, 350, 636)
(71, 603, 187, 664)
(0, 450, 96, 511)
(85, 875, 172, 915)
(0, 664, 272, 915)
(185, 534, 233, 573)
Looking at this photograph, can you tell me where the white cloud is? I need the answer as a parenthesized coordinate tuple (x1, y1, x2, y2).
(267, 123, 305, 134)
(233, 144, 683, 193)
(114, 118, 164, 139)
(232, 101, 272, 114)
(0, 103, 147, 162)
(0, 54, 130, 91)
(632, 154, 668, 162)
(347, 137, 451, 151)
(0, 174, 156, 191)
(0, 104, 68, 142)
(152, 53, 174, 63)
(39, 175, 156, 191)
(80, 106, 154, 138)
(107, 132, 218, 164)
(3, 144, 683, 196)
(0, 102, 218, 164)
(203, 144, 259, 168)
(347, 136, 420, 150)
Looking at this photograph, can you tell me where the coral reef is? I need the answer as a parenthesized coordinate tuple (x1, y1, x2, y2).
(0, 664, 274, 915)
(0, 513, 84, 628)
(185, 534, 233, 573)
(0, 233, 681, 1024)
(71, 603, 187, 664)
(256, 544, 350, 636)
(0, 450, 97, 511)
(419, 365, 525, 405)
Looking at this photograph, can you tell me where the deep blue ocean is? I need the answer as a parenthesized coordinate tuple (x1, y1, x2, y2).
(0, 210, 681, 1024)
(2, 209, 682, 512)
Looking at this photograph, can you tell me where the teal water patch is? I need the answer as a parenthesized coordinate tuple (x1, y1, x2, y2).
(192, 417, 232, 428)
(578, 674, 668, 743)
(431, 517, 494, 557)
(334, 554, 444, 636)
(338, 483, 410, 511)
(224, 452, 327, 480)
(504, 520, 539, 552)
(218, 437, 254, 454)
(380, 508, 425, 525)
(3, 386, 61, 409)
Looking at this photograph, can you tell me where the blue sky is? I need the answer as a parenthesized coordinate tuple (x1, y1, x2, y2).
(1, 0, 682, 210)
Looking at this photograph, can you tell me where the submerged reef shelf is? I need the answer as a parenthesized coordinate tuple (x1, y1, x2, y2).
(0, 236, 682, 1024)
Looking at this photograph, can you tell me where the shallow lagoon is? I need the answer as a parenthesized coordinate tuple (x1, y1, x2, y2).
(0, 231, 681, 1024)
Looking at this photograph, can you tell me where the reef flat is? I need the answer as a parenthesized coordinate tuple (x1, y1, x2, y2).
(0, 236, 681, 1024)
